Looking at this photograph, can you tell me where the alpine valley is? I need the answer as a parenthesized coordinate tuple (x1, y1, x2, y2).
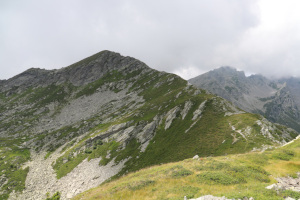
(0, 51, 299, 200)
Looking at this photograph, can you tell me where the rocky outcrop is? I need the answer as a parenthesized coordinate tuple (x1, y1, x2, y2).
(181, 101, 193, 120)
(136, 121, 157, 144)
(165, 106, 180, 130)
(256, 119, 293, 145)
(266, 173, 300, 193)
(192, 100, 207, 120)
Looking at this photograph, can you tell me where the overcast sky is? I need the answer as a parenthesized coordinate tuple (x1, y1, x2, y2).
(1, 0, 300, 80)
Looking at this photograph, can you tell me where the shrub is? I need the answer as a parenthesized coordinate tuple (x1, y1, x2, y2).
(281, 190, 300, 199)
(197, 171, 242, 185)
(272, 150, 295, 161)
(128, 180, 155, 191)
(171, 168, 193, 178)
(84, 149, 92, 154)
(45, 191, 60, 200)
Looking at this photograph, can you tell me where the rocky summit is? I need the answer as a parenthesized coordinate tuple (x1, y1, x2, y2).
(189, 67, 300, 132)
(0, 51, 298, 200)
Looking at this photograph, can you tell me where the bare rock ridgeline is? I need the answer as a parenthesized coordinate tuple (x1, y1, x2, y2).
(0, 50, 149, 92)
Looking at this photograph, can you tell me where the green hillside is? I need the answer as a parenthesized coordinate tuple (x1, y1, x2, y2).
(74, 137, 300, 200)
(52, 65, 297, 181)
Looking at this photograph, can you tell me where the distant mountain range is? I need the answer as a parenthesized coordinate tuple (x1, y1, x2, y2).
(189, 66, 300, 132)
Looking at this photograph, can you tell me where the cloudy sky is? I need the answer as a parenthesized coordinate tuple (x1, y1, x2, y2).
(1, 0, 300, 80)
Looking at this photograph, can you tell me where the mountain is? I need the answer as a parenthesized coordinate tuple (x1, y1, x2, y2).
(189, 67, 300, 132)
(0, 52, 298, 200)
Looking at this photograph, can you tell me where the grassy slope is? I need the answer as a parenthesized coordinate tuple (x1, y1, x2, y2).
(73, 137, 300, 200)
(0, 139, 30, 200)
(52, 69, 291, 180)
(53, 68, 297, 181)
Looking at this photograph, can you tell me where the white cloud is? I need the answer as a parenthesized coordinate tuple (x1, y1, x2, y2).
(1, 0, 300, 80)
(212, 0, 300, 78)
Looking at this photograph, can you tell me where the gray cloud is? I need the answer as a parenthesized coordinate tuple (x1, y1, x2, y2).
(1, 0, 299, 80)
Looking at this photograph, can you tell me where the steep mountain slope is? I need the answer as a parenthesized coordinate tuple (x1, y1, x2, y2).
(74, 135, 300, 200)
(189, 67, 300, 132)
(0, 52, 298, 200)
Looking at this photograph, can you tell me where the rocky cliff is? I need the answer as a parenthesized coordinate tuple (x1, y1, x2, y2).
(189, 67, 300, 132)
(0, 53, 298, 200)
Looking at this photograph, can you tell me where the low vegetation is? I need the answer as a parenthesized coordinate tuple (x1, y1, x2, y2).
(0, 138, 30, 199)
(73, 137, 300, 200)
(45, 191, 61, 200)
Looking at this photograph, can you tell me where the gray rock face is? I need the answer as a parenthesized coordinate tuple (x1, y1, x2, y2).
(189, 66, 300, 132)
(181, 101, 193, 120)
(136, 120, 158, 144)
(192, 100, 206, 120)
(165, 106, 180, 130)
(1, 50, 149, 92)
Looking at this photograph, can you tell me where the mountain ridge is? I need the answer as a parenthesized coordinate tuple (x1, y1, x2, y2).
(189, 66, 300, 132)
(0, 50, 148, 92)
(0, 52, 298, 200)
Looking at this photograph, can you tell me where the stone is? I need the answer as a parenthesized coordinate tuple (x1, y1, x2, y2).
(189, 195, 234, 200)
(192, 100, 207, 120)
(266, 174, 300, 194)
(181, 101, 193, 120)
(136, 121, 157, 144)
(165, 106, 180, 130)
(285, 197, 295, 200)
(266, 184, 276, 190)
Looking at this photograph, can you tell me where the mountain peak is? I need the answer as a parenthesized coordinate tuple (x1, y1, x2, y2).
(215, 66, 237, 72)
(212, 66, 245, 77)
(1, 50, 149, 93)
